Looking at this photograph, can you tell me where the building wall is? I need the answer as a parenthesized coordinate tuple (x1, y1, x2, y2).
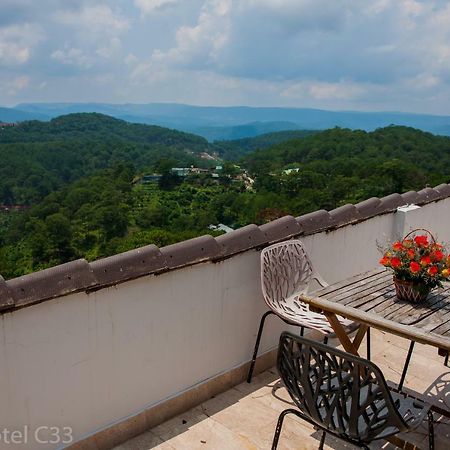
(0, 199, 448, 449)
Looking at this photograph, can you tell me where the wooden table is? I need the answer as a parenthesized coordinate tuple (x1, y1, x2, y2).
(300, 267, 450, 356)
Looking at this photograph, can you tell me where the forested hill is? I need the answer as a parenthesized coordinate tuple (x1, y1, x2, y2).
(244, 126, 450, 194)
(0, 113, 208, 148)
(2, 120, 450, 280)
(214, 129, 318, 160)
(0, 113, 210, 205)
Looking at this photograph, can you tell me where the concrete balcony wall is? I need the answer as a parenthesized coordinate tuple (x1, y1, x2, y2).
(301, 212, 396, 285)
(0, 198, 449, 449)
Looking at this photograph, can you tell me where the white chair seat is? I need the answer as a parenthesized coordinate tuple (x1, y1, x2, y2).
(274, 293, 360, 336)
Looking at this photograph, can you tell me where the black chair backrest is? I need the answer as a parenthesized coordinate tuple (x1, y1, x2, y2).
(277, 332, 409, 443)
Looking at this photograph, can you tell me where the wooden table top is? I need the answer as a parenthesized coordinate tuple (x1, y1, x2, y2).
(299, 267, 450, 351)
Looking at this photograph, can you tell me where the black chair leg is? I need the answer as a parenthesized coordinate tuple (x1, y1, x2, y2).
(271, 409, 297, 450)
(445, 351, 449, 367)
(427, 411, 434, 450)
(399, 340, 415, 390)
(323, 335, 328, 345)
(247, 310, 275, 383)
(318, 431, 326, 450)
(366, 327, 371, 360)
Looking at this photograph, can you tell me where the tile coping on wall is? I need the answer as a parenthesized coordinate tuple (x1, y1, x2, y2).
(2, 183, 450, 313)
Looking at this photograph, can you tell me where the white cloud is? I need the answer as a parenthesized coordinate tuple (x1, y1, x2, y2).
(96, 38, 122, 59)
(142, 0, 359, 82)
(134, 0, 179, 15)
(0, 75, 30, 96)
(51, 47, 94, 69)
(0, 23, 44, 66)
(281, 80, 366, 101)
(54, 5, 129, 37)
(241, 0, 351, 33)
(50, 4, 129, 69)
(404, 73, 441, 91)
(151, 0, 232, 68)
(124, 53, 139, 65)
(10, 75, 29, 92)
(129, 60, 171, 85)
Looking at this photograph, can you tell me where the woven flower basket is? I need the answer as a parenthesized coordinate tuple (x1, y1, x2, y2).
(393, 277, 430, 303)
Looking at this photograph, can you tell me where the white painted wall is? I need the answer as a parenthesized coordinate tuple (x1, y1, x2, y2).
(0, 199, 449, 449)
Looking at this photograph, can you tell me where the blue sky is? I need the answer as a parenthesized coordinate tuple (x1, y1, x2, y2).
(1, 0, 450, 114)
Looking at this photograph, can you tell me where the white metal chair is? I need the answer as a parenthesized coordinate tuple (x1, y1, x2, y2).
(247, 239, 370, 382)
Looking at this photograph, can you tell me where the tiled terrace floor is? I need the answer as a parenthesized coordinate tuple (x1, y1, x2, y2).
(115, 330, 450, 450)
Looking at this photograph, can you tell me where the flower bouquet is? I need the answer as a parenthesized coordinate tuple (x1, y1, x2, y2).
(379, 229, 450, 302)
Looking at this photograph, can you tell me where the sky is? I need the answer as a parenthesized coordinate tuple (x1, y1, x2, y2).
(1, 0, 450, 114)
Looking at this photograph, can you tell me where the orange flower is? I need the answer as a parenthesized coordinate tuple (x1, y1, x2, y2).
(410, 261, 421, 273)
(392, 241, 403, 251)
(414, 235, 429, 247)
(441, 268, 450, 278)
(420, 255, 431, 266)
(403, 239, 413, 248)
(390, 257, 401, 268)
(407, 249, 415, 259)
(428, 265, 438, 276)
(379, 256, 390, 266)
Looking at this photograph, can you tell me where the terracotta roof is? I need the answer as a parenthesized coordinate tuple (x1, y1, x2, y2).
(2, 183, 450, 313)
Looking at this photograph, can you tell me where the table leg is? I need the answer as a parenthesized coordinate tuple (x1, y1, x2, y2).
(324, 312, 363, 355)
(352, 324, 369, 352)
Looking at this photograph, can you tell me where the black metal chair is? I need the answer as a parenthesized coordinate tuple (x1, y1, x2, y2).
(272, 332, 434, 450)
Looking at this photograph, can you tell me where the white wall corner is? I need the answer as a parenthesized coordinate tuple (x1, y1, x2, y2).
(393, 204, 422, 240)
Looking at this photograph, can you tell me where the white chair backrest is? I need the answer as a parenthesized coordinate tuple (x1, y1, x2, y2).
(260, 240, 315, 313)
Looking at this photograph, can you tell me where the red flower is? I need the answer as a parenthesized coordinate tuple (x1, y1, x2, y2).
(379, 256, 390, 266)
(432, 250, 444, 262)
(392, 241, 403, 251)
(410, 261, 421, 273)
(428, 265, 438, 276)
(407, 249, 415, 259)
(390, 257, 401, 268)
(420, 255, 431, 266)
(414, 235, 429, 247)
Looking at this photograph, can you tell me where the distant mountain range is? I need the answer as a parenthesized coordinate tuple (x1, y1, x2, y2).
(0, 106, 48, 123)
(2, 102, 450, 140)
